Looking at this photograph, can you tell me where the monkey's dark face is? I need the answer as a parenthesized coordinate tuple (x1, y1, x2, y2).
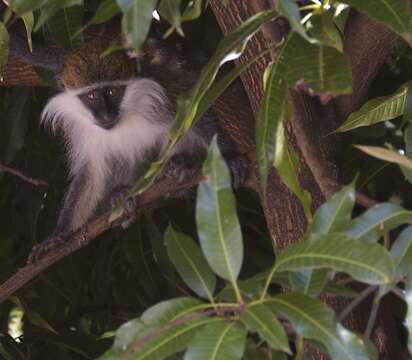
(78, 85, 126, 129)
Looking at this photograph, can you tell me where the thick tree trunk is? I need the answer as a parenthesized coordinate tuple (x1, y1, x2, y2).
(209, 1, 405, 358)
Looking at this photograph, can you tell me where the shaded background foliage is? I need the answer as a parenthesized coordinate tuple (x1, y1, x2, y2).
(2, 0, 412, 359)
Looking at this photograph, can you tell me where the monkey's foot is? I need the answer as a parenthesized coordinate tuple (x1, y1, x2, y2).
(160, 154, 199, 183)
(27, 233, 69, 264)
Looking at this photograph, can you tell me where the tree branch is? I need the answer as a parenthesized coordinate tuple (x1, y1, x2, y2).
(0, 163, 48, 187)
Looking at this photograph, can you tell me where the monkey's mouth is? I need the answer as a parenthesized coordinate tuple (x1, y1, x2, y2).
(99, 117, 118, 130)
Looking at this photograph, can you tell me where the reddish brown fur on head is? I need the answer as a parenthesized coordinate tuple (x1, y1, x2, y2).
(60, 38, 136, 89)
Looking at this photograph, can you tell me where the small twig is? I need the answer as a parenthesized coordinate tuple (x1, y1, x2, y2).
(0, 163, 48, 187)
(365, 290, 381, 338)
(338, 285, 377, 322)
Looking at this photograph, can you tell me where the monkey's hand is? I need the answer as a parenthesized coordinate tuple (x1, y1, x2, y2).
(161, 153, 249, 189)
(108, 185, 139, 228)
(27, 232, 72, 264)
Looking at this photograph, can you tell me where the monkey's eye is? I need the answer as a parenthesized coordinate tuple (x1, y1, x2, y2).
(107, 87, 118, 97)
(87, 91, 98, 101)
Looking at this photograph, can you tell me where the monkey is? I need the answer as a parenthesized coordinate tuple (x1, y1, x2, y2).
(28, 35, 247, 262)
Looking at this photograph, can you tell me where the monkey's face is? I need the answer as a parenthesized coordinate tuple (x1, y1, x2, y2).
(78, 85, 126, 129)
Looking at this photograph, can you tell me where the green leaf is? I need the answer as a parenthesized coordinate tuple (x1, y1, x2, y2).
(165, 226, 216, 300)
(21, 12, 34, 52)
(131, 9, 278, 194)
(9, 0, 47, 14)
(256, 41, 289, 192)
(240, 304, 290, 353)
(277, 0, 313, 42)
(275, 234, 394, 284)
(181, 0, 202, 22)
(268, 293, 371, 360)
(196, 138, 243, 285)
(46, 5, 83, 50)
(346, 202, 412, 243)
(0, 22, 9, 80)
(309, 183, 355, 236)
(91, 0, 120, 24)
(288, 269, 329, 298)
(274, 113, 312, 220)
(158, 0, 184, 37)
(405, 272, 412, 354)
(184, 321, 247, 360)
(355, 145, 412, 171)
(310, 10, 343, 51)
(142, 297, 203, 325)
(117, 0, 156, 51)
(336, 82, 412, 132)
(35, 0, 82, 31)
(391, 225, 412, 281)
(284, 33, 352, 94)
(343, 0, 412, 45)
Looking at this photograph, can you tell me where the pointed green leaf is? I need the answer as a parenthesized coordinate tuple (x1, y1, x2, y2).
(309, 183, 355, 236)
(275, 234, 394, 284)
(346, 202, 412, 243)
(277, 0, 313, 42)
(35, 0, 82, 31)
(268, 293, 371, 360)
(10, 0, 47, 14)
(274, 115, 312, 220)
(181, 0, 202, 22)
(343, 0, 412, 45)
(0, 22, 9, 80)
(336, 82, 412, 132)
(355, 145, 412, 171)
(46, 5, 83, 50)
(132, 9, 279, 194)
(142, 297, 203, 325)
(310, 10, 343, 51)
(165, 226, 216, 300)
(240, 304, 290, 353)
(184, 321, 247, 360)
(117, 0, 156, 51)
(196, 138, 243, 283)
(284, 33, 352, 94)
(390, 225, 412, 281)
(21, 12, 34, 53)
(256, 41, 289, 192)
(91, 0, 120, 24)
(288, 269, 329, 298)
(158, 0, 184, 37)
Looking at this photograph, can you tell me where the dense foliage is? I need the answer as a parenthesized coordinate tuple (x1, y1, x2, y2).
(1, 0, 412, 359)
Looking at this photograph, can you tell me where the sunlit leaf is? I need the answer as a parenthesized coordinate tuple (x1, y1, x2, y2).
(336, 82, 412, 132)
(268, 293, 371, 360)
(346, 202, 412, 243)
(274, 234, 394, 284)
(196, 138, 243, 285)
(343, 0, 412, 45)
(355, 145, 412, 171)
(184, 321, 247, 360)
(10, 0, 47, 14)
(165, 226, 216, 300)
(240, 304, 290, 353)
(117, 0, 156, 51)
(182, 0, 202, 22)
